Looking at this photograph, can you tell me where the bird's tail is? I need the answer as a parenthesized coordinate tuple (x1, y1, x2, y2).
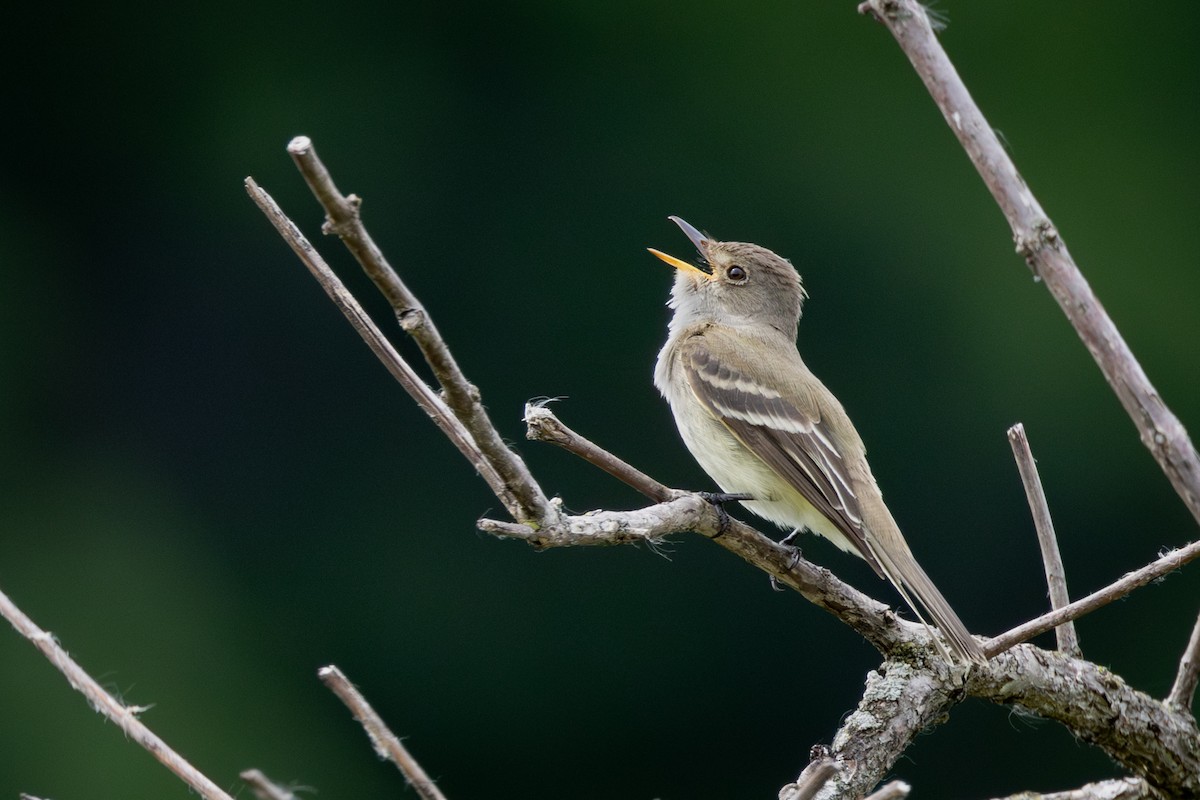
(871, 542, 987, 666)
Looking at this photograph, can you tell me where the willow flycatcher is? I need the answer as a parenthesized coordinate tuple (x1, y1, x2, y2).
(651, 216, 985, 665)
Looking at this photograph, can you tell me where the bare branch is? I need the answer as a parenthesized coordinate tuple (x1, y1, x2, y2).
(778, 759, 838, 800)
(1007, 423, 1080, 656)
(240, 769, 301, 800)
(985, 539, 1200, 656)
(864, 781, 911, 800)
(1167, 608, 1200, 712)
(480, 495, 694, 547)
(318, 665, 449, 800)
(858, 0, 1200, 527)
(970, 647, 1200, 796)
(285, 136, 555, 526)
(245, 176, 533, 521)
(985, 777, 1153, 800)
(0, 585, 235, 800)
(487, 486, 940, 659)
(524, 404, 678, 503)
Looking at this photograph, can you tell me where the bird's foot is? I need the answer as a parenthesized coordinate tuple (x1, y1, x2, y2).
(697, 492, 752, 537)
(770, 529, 804, 592)
(698, 492, 754, 505)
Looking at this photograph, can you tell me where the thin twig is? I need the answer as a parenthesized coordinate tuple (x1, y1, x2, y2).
(1166, 608, 1200, 712)
(318, 665, 449, 800)
(240, 769, 301, 800)
(285, 136, 554, 526)
(524, 404, 677, 502)
(1007, 423, 1080, 656)
(985, 539, 1200, 657)
(859, 0, 1200, 528)
(778, 758, 838, 800)
(245, 177, 529, 520)
(0, 585, 235, 800)
(863, 781, 911, 800)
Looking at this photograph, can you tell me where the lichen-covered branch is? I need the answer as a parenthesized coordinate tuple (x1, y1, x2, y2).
(969, 647, 1200, 796)
(795, 661, 961, 799)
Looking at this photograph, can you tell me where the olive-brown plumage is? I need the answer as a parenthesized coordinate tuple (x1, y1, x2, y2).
(651, 216, 985, 665)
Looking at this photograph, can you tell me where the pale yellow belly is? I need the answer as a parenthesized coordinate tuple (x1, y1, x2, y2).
(667, 394, 858, 555)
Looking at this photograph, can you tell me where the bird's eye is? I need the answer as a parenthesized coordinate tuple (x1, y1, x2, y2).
(726, 265, 747, 282)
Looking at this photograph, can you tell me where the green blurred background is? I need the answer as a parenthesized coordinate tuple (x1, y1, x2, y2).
(3, 2, 1199, 797)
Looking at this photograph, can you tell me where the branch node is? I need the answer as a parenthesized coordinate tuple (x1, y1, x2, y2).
(398, 307, 428, 332)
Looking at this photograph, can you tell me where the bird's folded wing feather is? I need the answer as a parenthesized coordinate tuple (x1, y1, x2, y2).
(680, 332, 882, 576)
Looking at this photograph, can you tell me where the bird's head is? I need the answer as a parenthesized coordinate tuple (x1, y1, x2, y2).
(649, 216, 806, 338)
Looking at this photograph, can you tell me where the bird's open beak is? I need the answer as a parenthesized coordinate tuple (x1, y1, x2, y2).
(647, 215, 714, 279)
(647, 247, 711, 278)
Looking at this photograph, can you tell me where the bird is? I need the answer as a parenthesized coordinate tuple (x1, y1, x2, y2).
(650, 215, 986, 665)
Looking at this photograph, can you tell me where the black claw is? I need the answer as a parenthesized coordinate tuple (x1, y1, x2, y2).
(777, 528, 803, 582)
(697, 492, 750, 537)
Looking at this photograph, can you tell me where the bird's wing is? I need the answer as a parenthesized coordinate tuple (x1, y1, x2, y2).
(679, 332, 882, 576)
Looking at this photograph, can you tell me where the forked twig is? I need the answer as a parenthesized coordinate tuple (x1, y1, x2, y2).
(245, 177, 521, 517)
(285, 136, 554, 527)
(0, 585, 235, 800)
(1008, 423, 1080, 656)
(319, 665, 449, 800)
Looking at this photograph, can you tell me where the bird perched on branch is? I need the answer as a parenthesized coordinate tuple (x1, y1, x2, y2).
(651, 216, 985, 665)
